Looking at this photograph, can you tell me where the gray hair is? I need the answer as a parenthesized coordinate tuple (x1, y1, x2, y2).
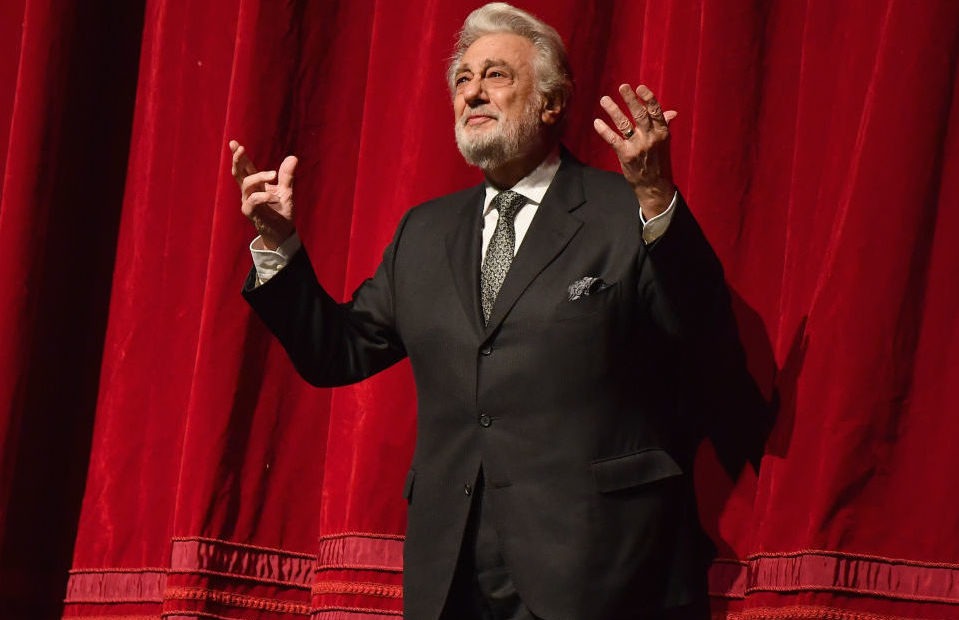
(448, 3, 573, 110)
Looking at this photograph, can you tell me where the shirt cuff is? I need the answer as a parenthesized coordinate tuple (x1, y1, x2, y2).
(639, 191, 678, 244)
(250, 232, 302, 285)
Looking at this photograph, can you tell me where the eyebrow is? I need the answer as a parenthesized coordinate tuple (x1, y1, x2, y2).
(455, 58, 514, 75)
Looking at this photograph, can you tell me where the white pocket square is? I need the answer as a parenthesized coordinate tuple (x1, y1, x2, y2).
(567, 276, 607, 301)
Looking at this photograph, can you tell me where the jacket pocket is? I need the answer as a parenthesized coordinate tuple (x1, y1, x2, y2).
(589, 448, 682, 493)
(553, 281, 619, 321)
(403, 469, 416, 503)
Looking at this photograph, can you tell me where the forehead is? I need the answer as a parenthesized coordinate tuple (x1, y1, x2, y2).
(458, 32, 536, 71)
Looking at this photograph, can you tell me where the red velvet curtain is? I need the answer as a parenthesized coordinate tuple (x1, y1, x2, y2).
(1, 0, 958, 618)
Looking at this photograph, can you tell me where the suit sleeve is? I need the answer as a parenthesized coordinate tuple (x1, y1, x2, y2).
(639, 193, 771, 474)
(241, 212, 411, 387)
(638, 193, 729, 342)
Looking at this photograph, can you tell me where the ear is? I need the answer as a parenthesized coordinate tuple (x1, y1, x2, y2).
(540, 94, 565, 126)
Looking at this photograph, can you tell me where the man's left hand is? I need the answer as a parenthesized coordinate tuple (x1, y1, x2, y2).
(594, 84, 677, 220)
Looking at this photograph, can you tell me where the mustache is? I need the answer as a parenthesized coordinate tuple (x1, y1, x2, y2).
(460, 108, 500, 125)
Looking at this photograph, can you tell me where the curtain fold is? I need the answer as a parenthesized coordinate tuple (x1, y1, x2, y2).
(0, 0, 957, 618)
(0, 1, 144, 617)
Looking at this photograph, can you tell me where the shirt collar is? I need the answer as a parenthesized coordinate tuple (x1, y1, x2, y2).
(482, 149, 562, 215)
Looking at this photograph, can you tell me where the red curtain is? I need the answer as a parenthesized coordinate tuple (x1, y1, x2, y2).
(2, 0, 958, 618)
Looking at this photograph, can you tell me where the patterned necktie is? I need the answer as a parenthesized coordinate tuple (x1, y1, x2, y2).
(481, 190, 526, 324)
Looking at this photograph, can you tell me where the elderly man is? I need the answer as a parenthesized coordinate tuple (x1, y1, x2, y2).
(232, 3, 763, 619)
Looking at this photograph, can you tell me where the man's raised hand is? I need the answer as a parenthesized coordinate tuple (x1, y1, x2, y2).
(229, 140, 298, 250)
(593, 84, 677, 220)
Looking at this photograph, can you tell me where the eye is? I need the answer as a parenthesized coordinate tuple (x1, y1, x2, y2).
(483, 69, 511, 85)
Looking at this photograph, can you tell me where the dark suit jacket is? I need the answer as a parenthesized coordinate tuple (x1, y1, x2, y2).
(244, 154, 765, 620)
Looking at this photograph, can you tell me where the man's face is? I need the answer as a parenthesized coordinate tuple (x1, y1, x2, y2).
(452, 33, 548, 170)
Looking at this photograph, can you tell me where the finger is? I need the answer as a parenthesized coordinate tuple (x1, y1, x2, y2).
(592, 118, 627, 153)
(599, 96, 635, 139)
(230, 142, 258, 183)
(619, 83, 651, 132)
(230, 146, 256, 186)
(241, 190, 278, 217)
(241, 170, 276, 198)
(277, 155, 297, 191)
(635, 84, 667, 129)
(664, 110, 678, 124)
(230, 142, 242, 177)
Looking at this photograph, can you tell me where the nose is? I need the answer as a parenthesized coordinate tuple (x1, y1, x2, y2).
(461, 76, 487, 107)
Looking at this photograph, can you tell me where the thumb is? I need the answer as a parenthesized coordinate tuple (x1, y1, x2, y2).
(664, 110, 678, 124)
(278, 155, 298, 190)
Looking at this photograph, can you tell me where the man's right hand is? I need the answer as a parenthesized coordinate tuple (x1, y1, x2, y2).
(230, 140, 298, 250)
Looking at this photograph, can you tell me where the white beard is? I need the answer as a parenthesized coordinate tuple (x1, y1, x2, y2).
(455, 98, 544, 170)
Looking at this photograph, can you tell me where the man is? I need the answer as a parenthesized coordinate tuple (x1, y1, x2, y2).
(231, 3, 764, 619)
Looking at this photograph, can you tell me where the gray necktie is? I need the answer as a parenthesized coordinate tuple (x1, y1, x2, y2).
(481, 190, 526, 324)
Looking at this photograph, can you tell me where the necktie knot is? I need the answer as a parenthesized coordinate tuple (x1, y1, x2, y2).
(492, 190, 525, 224)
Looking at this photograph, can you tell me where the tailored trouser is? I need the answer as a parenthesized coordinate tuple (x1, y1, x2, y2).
(436, 467, 712, 620)
(439, 468, 538, 620)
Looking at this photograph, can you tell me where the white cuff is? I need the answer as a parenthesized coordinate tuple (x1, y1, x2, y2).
(639, 191, 678, 244)
(250, 232, 302, 285)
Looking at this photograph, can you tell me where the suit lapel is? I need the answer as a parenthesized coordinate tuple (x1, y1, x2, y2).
(445, 185, 486, 337)
(483, 158, 585, 338)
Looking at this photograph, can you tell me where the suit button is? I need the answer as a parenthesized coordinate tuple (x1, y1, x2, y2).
(464, 482, 472, 496)
(480, 344, 492, 356)
(478, 413, 492, 427)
